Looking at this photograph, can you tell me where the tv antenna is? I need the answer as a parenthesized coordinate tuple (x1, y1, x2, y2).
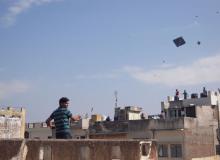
(114, 90, 118, 108)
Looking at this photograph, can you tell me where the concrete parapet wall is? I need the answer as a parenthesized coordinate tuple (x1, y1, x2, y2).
(192, 155, 220, 160)
(0, 139, 157, 160)
(128, 117, 201, 132)
(0, 139, 23, 159)
(129, 118, 185, 131)
(90, 121, 128, 134)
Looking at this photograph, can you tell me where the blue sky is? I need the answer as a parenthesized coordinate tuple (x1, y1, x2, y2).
(0, 0, 220, 122)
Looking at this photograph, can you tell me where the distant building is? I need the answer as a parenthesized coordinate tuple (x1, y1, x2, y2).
(25, 118, 90, 139)
(25, 122, 51, 139)
(114, 106, 142, 121)
(0, 107, 26, 139)
(90, 90, 220, 160)
(91, 114, 104, 123)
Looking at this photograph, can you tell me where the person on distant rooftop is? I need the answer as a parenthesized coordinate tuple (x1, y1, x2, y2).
(46, 97, 81, 139)
(202, 87, 208, 97)
(183, 90, 188, 99)
(106, 116, 111, 121)
(175, 89, 179, 101)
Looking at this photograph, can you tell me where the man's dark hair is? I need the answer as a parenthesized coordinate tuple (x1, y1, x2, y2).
(59, 97, 69, 104)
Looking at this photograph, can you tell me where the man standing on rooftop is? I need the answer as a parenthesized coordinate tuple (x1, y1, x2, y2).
(46, 97, 81, 139)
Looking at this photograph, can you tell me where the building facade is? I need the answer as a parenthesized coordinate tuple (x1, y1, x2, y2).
(0, 107, 26, 138)
(89, 90, 220, 160)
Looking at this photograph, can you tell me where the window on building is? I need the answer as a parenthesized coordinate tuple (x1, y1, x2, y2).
(24, 131, 29, 139)
(170, 110, 176, 118)
(158, 144, 168, 157)
(42, 122, 47, 128)
(170, 144, 182, 157)
(34, 137, 40, 139)
(185, 106, 196, 118)
(178, 110, 182, 117)
(28, 123, 34, 128)
(141, 143, 150, 156)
